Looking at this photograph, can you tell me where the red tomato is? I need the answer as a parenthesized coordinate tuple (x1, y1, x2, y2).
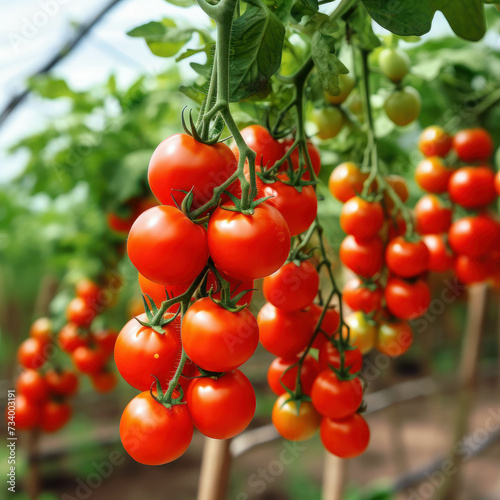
(66, 297, 96, 329)
(186, 370, 255, 439)
(422, 234, 455, 273)
(257, 302, 314, 358)
(92, 328, 118, 355)
(207, 202, 290, 281)
(181, 297, 259, 372)
(340, 197, 384, 241)
(385, 277, 431, 320)
(16, 370, 48, 402)
(233, 125, 284, 169)
(205, 269, 254, 307)
(114, 313, 182, 391)
(453, 128, 493, 162)
(320, 413, 370, 458)
(75, 278, 101, 305)
(45, 369, 79, 397)
(415, 194, 452, 235)
(72, 346, 107, 375)
(448, 166, 496, 209)
(120, 391, 193, 465)
(310, 304, 340, 349)
(281, 138, 321, 180)
(58, 323, 87, 353)
(318, 342, 363, 373)
(454, 254, 493, 284)
(376, 321, 413, 357)
(495, 170, 500, 196)
(40, 401, 72, 433)
(107, 198, 158, 235)
(263, 176, 317, 236)
(418, 126, 453, 158)
(385, 236, 430, 278)
(415, 157, 453, 194)
(148, 134, 237, 208)
(91, 371, 118, 393)
(328, 162, 368, 202)
(448, 215, 500, 258)
(137, 273, 191, 310)
(342, 277, 382, 314)
(17, 338, 46, 370)
(9, 395, 40, 430)
(267, 355, 320, 396)
(263, 260, 319, 312)
(29, 317, 52, 345)
(128, 205, 209, 285)
(339, 235, 384, 278)
(272, 395, 321, 441)
(311, 370, 363, 419)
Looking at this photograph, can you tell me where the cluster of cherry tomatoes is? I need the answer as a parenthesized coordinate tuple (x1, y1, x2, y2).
(11, 278, 118, 434)
(415, 126, 500, 285)
(330, 165, 419, 357)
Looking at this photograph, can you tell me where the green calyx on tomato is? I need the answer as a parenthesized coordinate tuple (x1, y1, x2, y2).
(151, 375, 185, 409)
(181, 106, 223, 146)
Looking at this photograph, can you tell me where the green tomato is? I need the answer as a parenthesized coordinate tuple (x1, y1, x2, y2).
(384, 86, 421, 127)
(347, 89, 363, 116)
(312, 106, 344, 140)
(325, 73, 355, 105)
(378, 47, 410, 83)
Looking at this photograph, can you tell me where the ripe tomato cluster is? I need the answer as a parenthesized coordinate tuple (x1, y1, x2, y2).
(415, 126, 500, 285)
(261, 261, 369, 458)
(10, 278, 118, 433)
(330, 163, 421, 356)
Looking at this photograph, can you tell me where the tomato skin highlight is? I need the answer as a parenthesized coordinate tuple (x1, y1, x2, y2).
(342, 278, 382, 314)
(318, 342, 363, 373)
(18, 338, 47, 370)
(263, 260, 319, 312)
(311, 370, 363, 419)
(181, 297, 259, 373)
(128, 205, 209, 285)
(29, 317, 52, 345)
(448, 215, 500, 259)
(378, 47, 410, 82)
(257, 302, 314, 358)
(448, 167, 496, 209)
(186, 370, 255, 439)
(339, 235, 384, 278)
(453, 128, 493, 162)
(120, 391, 193, 465)
(66, 297, 96, 328)
(320, 413, 370, 458)
(58, 323, 87, 353)
(263, 177, 317, 236)
(267, 355, 320, 396)
(415, 157, 453, 194)
(329, 162, 368, 202)
(384, 277, 431, 320)
(272, 394, 321, 441)
(114, 313, 182, 391)
(415, 194, 452, 235)
(208, 203, 291, 281)
(376, 321, 413, 357)
(340, 197, 384, 241)
(385, 236, 430, 278)
(234, 125, 284, 169)
(148, 133, 237, 208)
(418, 126, 453, 158)
(422, 235, 455, 273)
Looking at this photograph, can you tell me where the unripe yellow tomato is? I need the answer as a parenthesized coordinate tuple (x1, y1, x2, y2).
(378, 47, 411, 82)
(312, 106, 344, 140)
(325, 73, 355, 105)
(384, 86, 421, 126)
(342, 311, 376, 354)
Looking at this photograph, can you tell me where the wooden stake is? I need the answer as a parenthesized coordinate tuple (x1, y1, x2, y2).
(197, 438, 232, 500)
(437, 283, 487, 500)
(322, 453, 346, 500)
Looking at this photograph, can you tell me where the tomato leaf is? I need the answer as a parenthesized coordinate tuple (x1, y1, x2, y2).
(229, 0, 285, 101)
(432, 0, 486, 41)
(348, 5, 381, 51)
